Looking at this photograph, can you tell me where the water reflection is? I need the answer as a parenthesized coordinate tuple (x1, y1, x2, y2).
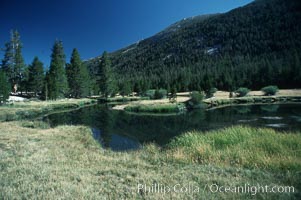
(260, 104, 279, 112)
(43, 104, 301, 151)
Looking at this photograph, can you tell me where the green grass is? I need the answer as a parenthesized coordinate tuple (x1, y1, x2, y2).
(167, 126, 301, 171)
(124, 103, 186, 113)
(0, 122, 300, 199)
(0, 99, 96, 122)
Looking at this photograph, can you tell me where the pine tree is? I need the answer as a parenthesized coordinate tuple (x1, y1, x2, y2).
(13, 31, 26, 90)
(1, 42, 14, 83)
(120, 81, 131, 97)
(47, 40, 69, 100)
(0, 71, 11, 104)
(1, 30, 26, 93)
(27, 57, 44, 96)
(98, 51, 117, 98)
(66, 48, 91, 98)
(203, 73, 214, 97)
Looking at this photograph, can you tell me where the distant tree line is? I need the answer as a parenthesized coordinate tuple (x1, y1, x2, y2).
(0, 30, 118, 103)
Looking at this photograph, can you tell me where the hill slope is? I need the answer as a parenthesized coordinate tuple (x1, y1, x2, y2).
(87, 0, 301, 92)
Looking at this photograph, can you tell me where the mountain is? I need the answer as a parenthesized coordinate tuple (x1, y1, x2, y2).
(87, 0, 301, 92)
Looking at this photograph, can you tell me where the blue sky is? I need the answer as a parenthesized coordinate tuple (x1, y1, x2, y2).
(0, 0, 253, 67)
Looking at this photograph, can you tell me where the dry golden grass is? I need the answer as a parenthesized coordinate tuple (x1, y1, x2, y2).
(0, 122, 300, 199)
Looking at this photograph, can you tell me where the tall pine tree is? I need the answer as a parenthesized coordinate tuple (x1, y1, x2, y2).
(1, 30, 26, 93)
(98, 51, 117, 98)
(66, 48, 91, 98)
(28, 57, 44, 96)
(47, 40, 69, 100)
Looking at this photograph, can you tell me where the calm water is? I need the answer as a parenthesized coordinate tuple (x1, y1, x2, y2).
(43, 103, 301, 151)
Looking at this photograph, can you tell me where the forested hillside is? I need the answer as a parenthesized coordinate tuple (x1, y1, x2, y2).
(87, 0, 301, 92)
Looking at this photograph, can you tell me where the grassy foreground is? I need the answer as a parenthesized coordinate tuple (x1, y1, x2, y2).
(0, 122, 300, 199)
(0, 98, 96, 122)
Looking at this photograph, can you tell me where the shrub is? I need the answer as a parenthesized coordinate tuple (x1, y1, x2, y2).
(145, 89, 167, 99)
(261, 85, 279, 96)
(190, 91, 204, 105)
(205, 87, 217, 98)
(235, 87, 250, 97)
(187, 91, 204, 109)
(154, 89, 167, 99)
(144, 90, 156, 99)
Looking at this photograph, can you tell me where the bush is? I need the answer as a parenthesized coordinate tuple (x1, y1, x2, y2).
(235, 87, 250, 97)
(187, 91, 204, 109)
(154, 89, 167, 99)
(190, 91, 204, 105)
(145, 89, 167, 99)
(261, 85, 279, 96)
(205, 87, 217, 98)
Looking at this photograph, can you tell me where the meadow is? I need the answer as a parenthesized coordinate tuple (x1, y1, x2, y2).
(0, 121, 300, 199)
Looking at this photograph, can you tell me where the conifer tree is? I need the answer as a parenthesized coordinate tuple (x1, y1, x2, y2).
(1, 30, 26, 92)
(66, 48, 91, 98)
(47, 40, 69, 99)
(98, 51, 117, 98)
(27, 57, 44, 96)
(120, 81, 132, 97)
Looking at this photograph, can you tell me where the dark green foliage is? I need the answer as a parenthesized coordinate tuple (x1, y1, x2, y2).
(206, 88, 217, 98)
(1, 42, 13, 85)
(235, 87, 250, 97)
(47, 40, 69, 100)
(144, 90, 156, 99)
(1, 30, 26, 92)
(154, 89, 167, 99)
(27, 57, 44, 95)
(41, 71, 49, 101)
(86, 0, 301, 91)
(120, 81, 132, 97)
(98, 51, 117, 98)
(145, 89, 167, 99)
(0, 71, 11, 104)
(66, 49, 91, 98)
(169, 86, 177, 103)
(261, 85, 279, 96)
(188, 91, 204, 109)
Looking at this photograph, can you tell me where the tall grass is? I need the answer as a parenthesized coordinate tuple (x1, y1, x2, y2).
(167, 126, 301, 171)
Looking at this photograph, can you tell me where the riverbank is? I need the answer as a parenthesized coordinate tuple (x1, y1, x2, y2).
(0, 122, 300, 199)
(204, 95, 301, 109)
(112, 89, 301, 112)
(0, 98, 96, 122)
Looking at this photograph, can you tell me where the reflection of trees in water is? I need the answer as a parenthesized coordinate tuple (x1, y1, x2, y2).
(44, 104, 301, 147)
(233, 106, 251, 114)
(260, 104, 279, 112)
(93, 105, 116, 148)
(113, 109, 209, 145)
